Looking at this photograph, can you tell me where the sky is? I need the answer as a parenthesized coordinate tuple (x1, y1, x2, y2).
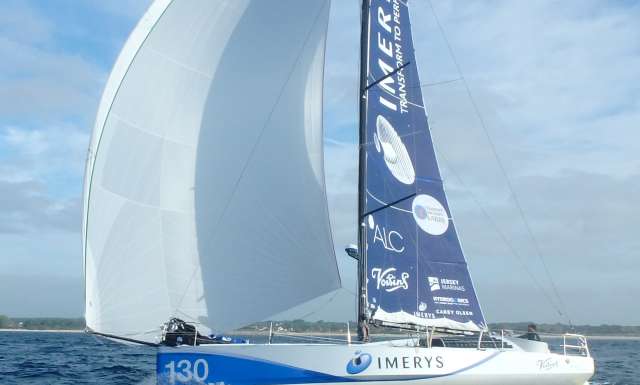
(1, 0, 639, 326)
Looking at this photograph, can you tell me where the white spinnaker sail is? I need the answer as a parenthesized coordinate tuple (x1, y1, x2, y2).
(83, 0, 339, 343)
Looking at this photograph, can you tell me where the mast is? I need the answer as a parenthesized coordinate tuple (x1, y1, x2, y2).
(356, 0, 371, 331)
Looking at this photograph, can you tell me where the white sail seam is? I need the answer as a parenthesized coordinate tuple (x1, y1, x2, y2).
(110, 112, 197, 150)
(366, 73, 426, 109)
(146, 45, 214, 80)
(173, 2, 333, 325)
(97, 185, 194, 215)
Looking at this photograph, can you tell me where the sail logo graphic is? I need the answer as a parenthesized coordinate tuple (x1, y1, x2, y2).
(428, 276, 466, 292)
(412, 194, 449, 235)
(368, 215, 405, 253)
(428, 277, 441, 291)
(537, 358, 559, 371)
(372, 1, 409, 114)
(346, 351, 372, 374)
(372, 268, 409, 292)
(374, 116, 415, 185)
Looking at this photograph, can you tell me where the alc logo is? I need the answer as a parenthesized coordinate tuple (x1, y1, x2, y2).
(373, 225, 405, 253)
(368, 215, 405, 253)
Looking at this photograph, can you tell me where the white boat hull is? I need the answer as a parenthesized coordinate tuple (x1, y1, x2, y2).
(156, 342, 594, 385)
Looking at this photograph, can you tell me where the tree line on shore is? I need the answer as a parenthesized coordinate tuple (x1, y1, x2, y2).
(0, 315, 84, 330)
(1, 315, 639, 336)
(241, 320, 640, 336)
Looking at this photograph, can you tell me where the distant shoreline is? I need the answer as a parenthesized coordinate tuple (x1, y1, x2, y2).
(1, 328, 638, 340)
(0, 328, 82, 333)
(581, 335, 640, 340)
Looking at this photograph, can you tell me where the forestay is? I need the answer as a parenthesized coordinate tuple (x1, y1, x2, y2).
(360, 0, 486, 331)
(83, 0, 340, 343)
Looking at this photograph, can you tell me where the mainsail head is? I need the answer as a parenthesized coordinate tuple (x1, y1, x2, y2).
(83, 0, 339, 343)
(359, 0, 486, 332)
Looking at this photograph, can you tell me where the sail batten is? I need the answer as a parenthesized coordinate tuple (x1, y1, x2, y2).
(83, 0, 339, 343)
(359, 0, 486, 332)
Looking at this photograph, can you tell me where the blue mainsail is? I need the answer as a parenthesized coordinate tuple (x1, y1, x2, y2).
(359, 0, 486, 331)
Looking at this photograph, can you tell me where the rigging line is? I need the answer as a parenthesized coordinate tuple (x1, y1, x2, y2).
(403, 77, 463, 90)
(362, 61, 411, 94)
(341, 286, 357, 296)
(367, 190, 412, 213)
(294, 288, 342, 320)
(425, 0, 572, 325)
(86, 329, 160, 347)
(434, 148, 566, 318)
(173, 2, 329, 312)
(362, 193, 417, 218)
(420, 77, 463, 88)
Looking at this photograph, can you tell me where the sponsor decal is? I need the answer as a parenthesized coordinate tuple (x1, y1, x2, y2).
(412, 195, 449, 235)
(370, 0, 414, 186)
(346, 351, 372, 374)
(428, 276, 440, 291)
(415, 301, 434, 319)
(414, 310, 436, 319)
(537, 358, 559, 371)
(432, 297, 470, 307)
(373, 1, 409, 114)
(374, 116, 415, 185)
(435, 309, 474, 316)
(433, 296, 454, 304)
(371, 220, 405, 254)
(371, 267, 409, 292)
(376, 355, 444, 370)
(427, 276, 466, 292)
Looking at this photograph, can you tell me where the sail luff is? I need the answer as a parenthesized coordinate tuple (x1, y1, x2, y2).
(357, 0, 372, 329)
(82, 0, 174, 331)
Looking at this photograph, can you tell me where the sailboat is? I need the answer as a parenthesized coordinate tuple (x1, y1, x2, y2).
(83, 0, 595, 384)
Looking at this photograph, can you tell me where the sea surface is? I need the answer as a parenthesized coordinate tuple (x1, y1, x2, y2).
(0, 331, 637, 384)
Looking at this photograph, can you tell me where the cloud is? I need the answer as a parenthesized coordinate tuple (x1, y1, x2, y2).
(0, 274, 82, 317)
(324, 140, 359, 290)
(0, 0, 140, 318)
(323, 0, 360, 139)
(0, 0, 53, 45)
(0, 180, 80, 234)
(1, 0, 638, 324)
(0, 124, 87, 236)
(445, 169, 640, 324)
(412, 0, 640, 176)
(0, 125, 89, 185)
(85, 0, 153, 21)
(320, 0, 640, 324)
(0, 38, 105, 123)
(413, 0, 640, 324)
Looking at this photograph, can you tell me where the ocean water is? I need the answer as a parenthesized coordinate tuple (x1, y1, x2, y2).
(0, 331, 637, 384)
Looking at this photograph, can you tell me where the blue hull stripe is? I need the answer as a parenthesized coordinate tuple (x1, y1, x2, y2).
(157, 351, 501, 385)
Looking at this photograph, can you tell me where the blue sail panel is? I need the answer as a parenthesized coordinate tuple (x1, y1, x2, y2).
(417, 261, 485, 327)
(364, 189, 484, 330)
(362, 0, 486, 331)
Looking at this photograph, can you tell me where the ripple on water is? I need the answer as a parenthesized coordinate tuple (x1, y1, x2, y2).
(0, 332, 638, 385)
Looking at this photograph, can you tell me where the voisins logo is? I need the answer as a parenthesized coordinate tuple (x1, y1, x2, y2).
(371, 268, 409, 292)
(346, 351, 372, 374)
